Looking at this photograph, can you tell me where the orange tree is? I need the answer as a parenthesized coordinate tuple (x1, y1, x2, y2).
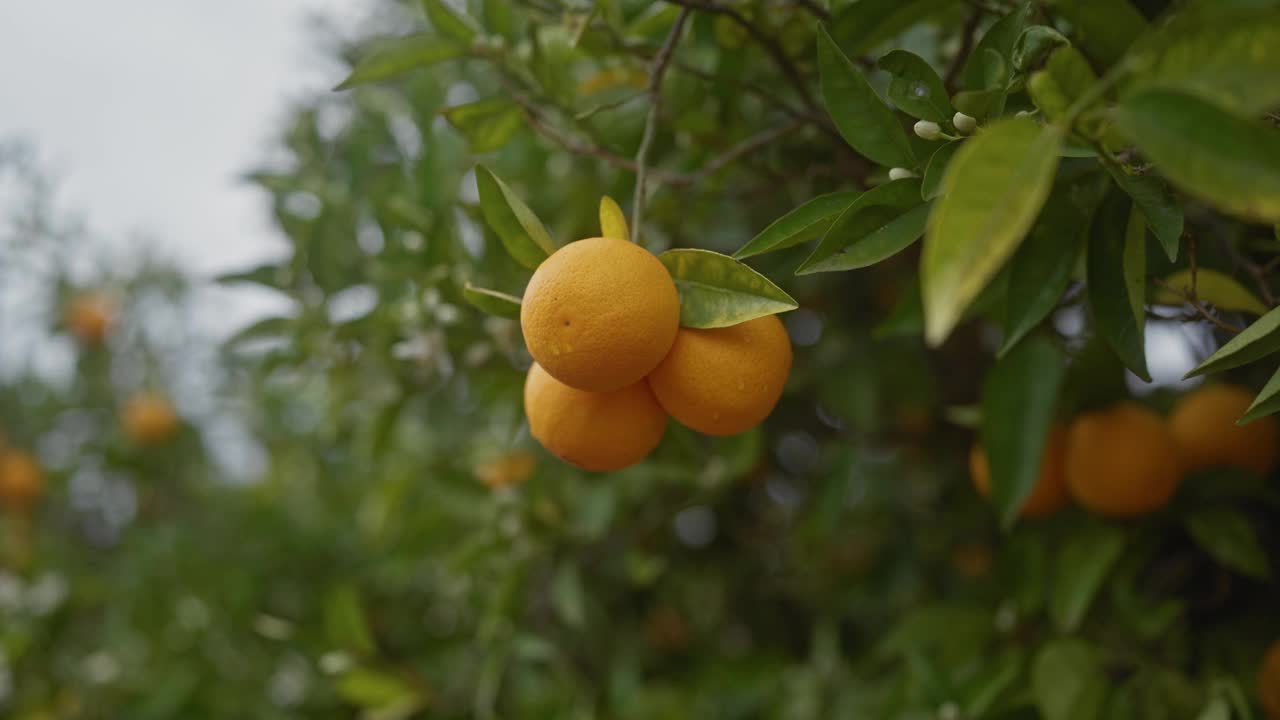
(6, 0, 1280, 718)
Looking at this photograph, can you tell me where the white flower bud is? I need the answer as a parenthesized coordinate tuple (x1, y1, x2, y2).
(952, 112, 977, 134)
(888, 167, 917, 181)
(913, 119, 942, 141)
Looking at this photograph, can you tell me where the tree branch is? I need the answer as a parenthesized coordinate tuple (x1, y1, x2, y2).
(1151, 277, 1244, 335)
(632, 7, 692, 244)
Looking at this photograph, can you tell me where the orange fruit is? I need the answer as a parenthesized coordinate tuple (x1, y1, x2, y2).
(123, 392, 180, 446)
(1260, 639, 1280, 720)
(1169, 384, 1278, 476)
(647, 314, 792, 436)
(0, 449, 46, 507)
(1065, 402, 1183, 517)
(520, 237, 679, 392)
(969, 425, 1070, 517)
(476, 451, 536, 488)
(524, 363, 667, 471)
(65, 292, 117, 345)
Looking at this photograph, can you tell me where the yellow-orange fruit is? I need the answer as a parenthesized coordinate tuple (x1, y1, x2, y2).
(1065, 402, 1183, 517)
(65, 292, 117, 345)
(1169, 384, 1278, 476)
(123, 393, 180, 446)
(647, 314, 792, 436)
(475, 451, 536, 489)
(1260, 639, 1280, 720)
(520, 237, 679, 392)
(524, 363, 667, 472)
(969, 425, 1070, 517)
(0, 449, 46, 507)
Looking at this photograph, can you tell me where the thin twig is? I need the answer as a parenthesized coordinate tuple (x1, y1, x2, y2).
(944, 10, 983, 93)
(1151, 277, 1245, 335)
(1217, 229, 1277, 307)
(682, 120, 804, 183)
(632, 7, 692, 244)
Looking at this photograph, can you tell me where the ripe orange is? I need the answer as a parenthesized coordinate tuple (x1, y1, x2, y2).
(1169, 384, 1278, 476)
(647, 314, 792, 436)
(1260, 639, 1280, 720)
(123, 392, 180, 446)
(1065, 402, 1183, 517)
(65, 292, 118, 345)
(969, 425, 1070, 517)
(0, 449, 46, 507)
(524, 362, 667, 472)
(521, 237, 679, 392)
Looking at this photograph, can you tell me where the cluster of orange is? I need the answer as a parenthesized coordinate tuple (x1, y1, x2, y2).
(519, 237, 792, 472)
(970, 384, 1278, 518)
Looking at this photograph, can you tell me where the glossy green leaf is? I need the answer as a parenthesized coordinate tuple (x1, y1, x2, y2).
(474, 166, 556, 270)
(463, 284, 522, 319)
(877, 50, 953, 123)
(1240, 364, 1280, 424)
(442, 98, 524, 153)
(817, 26, 914, 168)
(798, 179, 927, 273)
(734, 192, 858, 259)
(422, 0, 479, 41)
(981, 334, 1066, 528)
(1152, 268, 1269, 316)
(921, 141, 959, 201)
(830, 0, 950, 57)
(599, 195, 629, 241)
(1028, 46, 1099, 123)
(1046, 0, 1146, 67)
(962, 5, 1032, 90)
(922, 118, 1062, 346)
(1050, 525, 1126, 631)
(1187, 306, 1280, 377)
(659, 249, 798, 328)
(325, 586, 375, 656)
(1186, 509, 1271, 579)
(1033, 640, 1109, 720)
(335, 34, 465, 90)
(1012, 25, 1070, 72)
(1107, 168, 1183, 261)
(1113, 90, 1280, 223)
(1088, 194, 1149, 380)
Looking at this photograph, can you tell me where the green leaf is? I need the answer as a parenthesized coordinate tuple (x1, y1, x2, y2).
(442, 98, 524, 153)
(1241, 365, 1280, 424)
(981, 335, 1066, 528)
(1033, 640, 1109, 720)
(1012, 25, 1070, 72)
(659, 249, 798, 328)
(422, 0, 479, 41)
(474, 166, 556, 270)
(922, 117, 1062, 346)
(1185, 508, 1271, 579)
(1002, 174, 1107, 355)
(463, 284, 522, 319)
(962, 5, 1032, 90)
(952, 86, 1005, 121)
(484, 0, 516, 38)
(1046, 0, 1146, 68)
(1027, 46, 1099, 124)
(877, 49, 953, 123)
(1112, 90, 1280, 223)
(734, 191, 858, 259)
(921, 141, 959, 201)
(1107, 168, 1183, 261)
(552, 564, 586, 628)
(797, 179, 928, 273)
(336, 668, 418, 709)
(1050, 525, 1127, 631)
(1123, 7, 1280, 116)
(599, 195, 629, 241)
(325, 585, 375, 656)
(1186, 306, 1280, 377)
(216, 263, 290, 291)
(816, 26, 914, 168)
(1087, 192, 1149, 381)
(1195, 696, 1232, 720)
(335, 34, 465, 90)
(1152, 269, 1269, 316)
(874, 274, 924, 338)
(226, 316, 294, 348)
(830, 0, 950, 57)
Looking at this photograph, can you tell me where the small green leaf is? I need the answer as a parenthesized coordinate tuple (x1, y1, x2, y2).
(474, 166, 556, 269)
(1113, 90, 1280, 223)
(442, 98, 524, 153)
(1050, 524, 1127, 631)
(1046, 0, 1146, 68)
(335, 34, 465, 90)
(921, 141, 959, 201)
(336, 668, 418, 709)
(830, 0, 951, 58)
(922, 117, 1062, 346)
(325, 585, 375, 656)
(463, 284, 522, 319)
(1187, 306, 1280, 377)
(1028, 46, 1099, 124)
(1240, 365, 1280, 425)
(817, 25, 914, 168)
(552, 564, 586, 628)
(484, 0, 516, 38)
(216, 263, 290, 291)
(1152, 268, 1269, 316)
(981, 335, 1067, 528)
(734, 191, 858, 259)
(962, 5, 1032, 90)
(877, 49, 953, 123)
(1107, 168, 1183, 262)
(226, 316, 294, 348)
(599, 195, 629, 241)
(1087, 192, 1149, 381)
(1195, 696, 1232, 720)
(422, 0, 479, 41)
(1012, 25, 1070, 72)
(1186, 508, 1271, 579)
(1033, 640, 1109, 720)
(798, 179, 928, 273)
(659, 249, 798, 328)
